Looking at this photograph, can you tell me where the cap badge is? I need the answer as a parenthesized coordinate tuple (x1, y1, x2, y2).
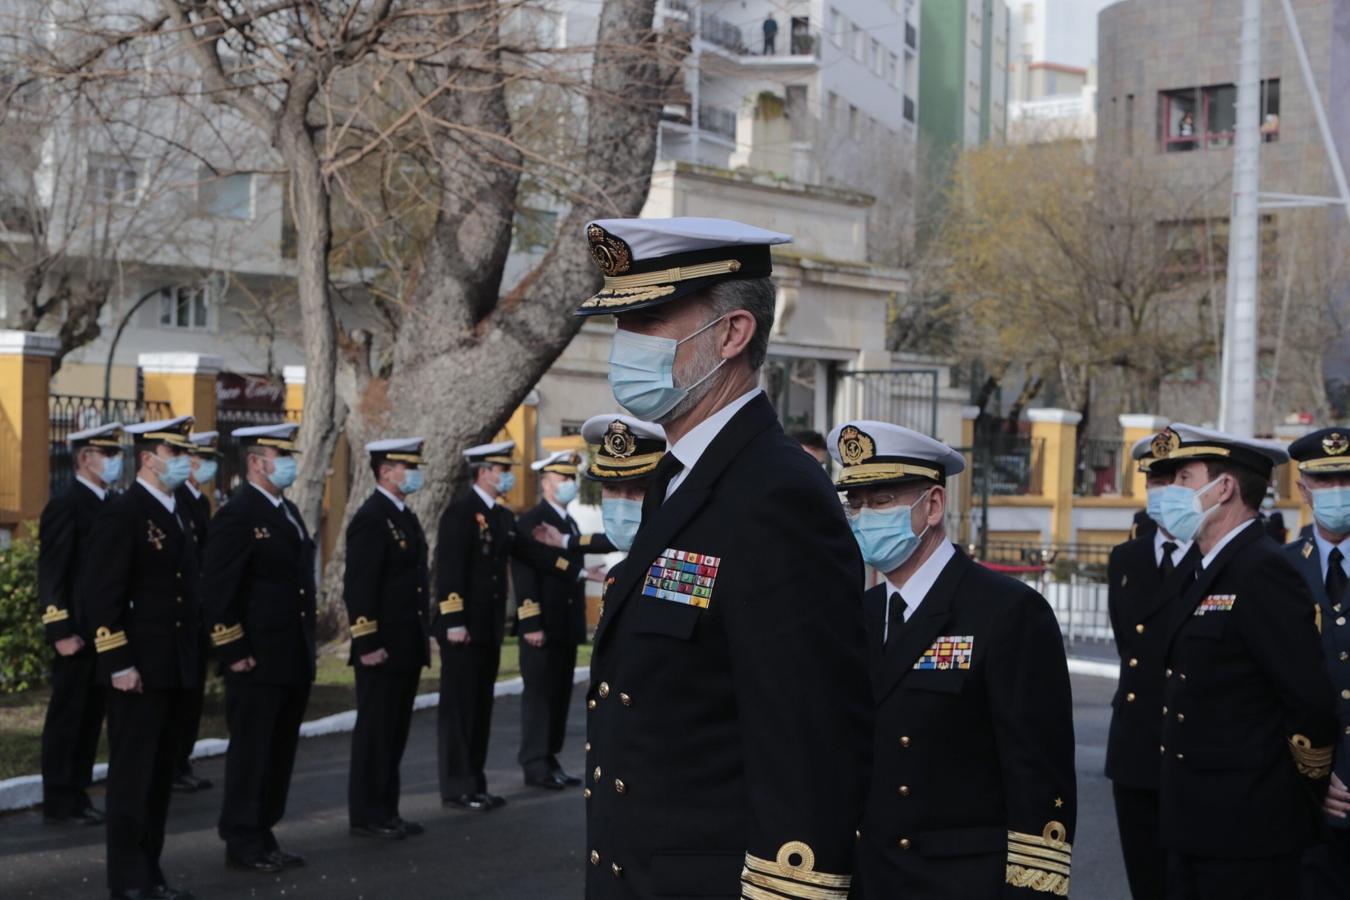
(837, 426, 875, 467)
(587, 225, 632, 277)
(1151, 429, 1180, 459)
(603, 421, 637, 459)
(1323, 432, 1349, 456)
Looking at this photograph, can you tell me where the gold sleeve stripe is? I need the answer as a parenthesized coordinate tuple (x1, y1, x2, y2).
(554, 557, 570, 572)
(744, 846, 851, 889)
(210, 623, 245, 646)
(1289, 734, 1334, 779)
(94, 627, 128, 653)
(740, 869, 849, 899)
(1007, 851, 1071, 875)
(42, 605, 70, 624)
(1006, 824, 1072, 895)
(579, 534, 593, 548)
(350, 616, 378, 638)
(519, 600, 541, 620)
(1005, 865, 1070, 896)
(439, 593, 464, 615)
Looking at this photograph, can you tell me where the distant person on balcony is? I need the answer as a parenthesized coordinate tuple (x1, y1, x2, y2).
(762, 14, 777, 55)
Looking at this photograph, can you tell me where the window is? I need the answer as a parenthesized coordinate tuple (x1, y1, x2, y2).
(885, 52, 898, 87)
(906, 21, 917, 50)
(1158, 216, 1278, 286)
(89, 156, 142, 205)
(1125, 93, 1135, 155)
(198, 170, 254, 220)
(848, 104, 860, 140)
(869, 38, 881, 75)
(851, 24, 863, 61)
(1158, 79, 1280, 153)
(158, 284, 211, 330)
(828, 8, 842, 46)
(827, 91, 839, 129)
(904, 95, 916, 123)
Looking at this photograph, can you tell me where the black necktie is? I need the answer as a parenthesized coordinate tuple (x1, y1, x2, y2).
(1328, 548, 1347, 606)
(885, 592, 908, 648)
(641, 453, 685, 526)
(1160, 541, 1177, 579)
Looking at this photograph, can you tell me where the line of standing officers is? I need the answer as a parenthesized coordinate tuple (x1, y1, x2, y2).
(1106, 423, 1345, 900)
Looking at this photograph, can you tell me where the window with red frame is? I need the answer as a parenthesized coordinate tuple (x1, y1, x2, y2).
(1158, 79, 1279, 153)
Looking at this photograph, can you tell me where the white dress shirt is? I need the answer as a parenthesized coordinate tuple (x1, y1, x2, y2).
(1200, 517, 1258, 570)
(1313, 528, 1350, 583)
(185, 481, 202, 500)
(377, 485, 406, 512)
(473, 484, 497, 510)
(1153, 530, 1192, 568)
(881, 539, 956, 642)
(75, 475, 107, 501)
(664, 389, 763, 500)
(137, 477, 176, 515)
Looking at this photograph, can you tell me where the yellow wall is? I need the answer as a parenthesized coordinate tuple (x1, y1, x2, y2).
(0, 347, 55, 528)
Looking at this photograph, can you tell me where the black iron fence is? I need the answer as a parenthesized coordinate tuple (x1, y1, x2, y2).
(1075, 437, 1126, 496)
(973, 541, 1115, 646)
(48, 395, 173, 497)
(215, 406, 303, 501)
(971, 432, 1045, 496)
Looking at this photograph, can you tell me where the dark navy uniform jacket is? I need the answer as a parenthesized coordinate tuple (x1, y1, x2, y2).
(512, 500, 589, 644)
(1284, 533, 1350, 832)
(585, 394, 871, 900)
(1105, 534, 1200, 790)
(82, 482, 201, 689)
(38, 480, 106, 645)
(1160, 520, 1337, 857)
(344, 490, 430, 670)
(854, 547, 1077, 899)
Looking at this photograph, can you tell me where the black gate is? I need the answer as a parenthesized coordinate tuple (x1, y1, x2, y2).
(835, 369, 940, 436)
(49, 395, 174, 496)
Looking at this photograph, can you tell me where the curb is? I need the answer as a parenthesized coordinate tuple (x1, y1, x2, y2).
(0, 666, 592, 814)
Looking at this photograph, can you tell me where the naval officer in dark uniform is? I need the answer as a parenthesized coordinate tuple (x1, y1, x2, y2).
(580, 414, 666, 556)
(830, 420, 1077, 898)
(38, 422, 122, 826)
(433, 440, 586, 811)
(1284, 428, 1350, 899)
(577, 217, 871, 898)
(171, 430, 217, 794)
(513, 450, 592, 790)
(202, 422, 315, 875)
(1151, 424, 1337, 899)
(344, 437, 430, 839)
(84, 416, 201, 900)
(1105, 433, 1199, 899)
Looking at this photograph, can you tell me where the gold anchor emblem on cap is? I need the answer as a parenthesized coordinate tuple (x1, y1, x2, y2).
(837, 426, 875, 466)
(1323, 432, 1348, 456)
(1151, 429, 1180, 459)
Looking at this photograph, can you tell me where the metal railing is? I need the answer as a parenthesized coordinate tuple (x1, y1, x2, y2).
(48, 395, 173, 496)
(973, 541, 1114, 647)
(836, 369, 940, 436)
(699, 13, 744, 54)
(698, 104, 738, 141)
(972, 433, 1045, 496)
(1075, 437, 1125, 496)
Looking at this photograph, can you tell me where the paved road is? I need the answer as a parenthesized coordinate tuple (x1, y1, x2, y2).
(0, 673, 1129, 899)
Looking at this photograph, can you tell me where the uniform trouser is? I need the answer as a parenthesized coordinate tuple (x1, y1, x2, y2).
(1113, 782, 1166, 900)
(218, 676, 310, 859)
(517, 638, 578, 778)
(41, 650, 105, 817)
(1302, 828, 1350, 899)
(105, 686, 192, 893)
(437, 643, 500, 798)
(1167, 851, 1301, 900)
(174, 640, 209, 777)
(348, 663, 421, 826)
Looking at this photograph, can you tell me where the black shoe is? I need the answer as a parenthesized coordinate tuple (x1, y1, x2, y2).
(225, 852, 284, 874)
(479, 792, 507, 809)
(267, 849, 306, 868)
(172, 774, 212, 793)
(525, 773, 567, 791)
(46, 805, 104, 826)
(554, 769, 583, 787)
(350, 821, 406, 840)
(397, 819, 424, 836)
(442, 793, 491, 812)
(150, 886, 195, 900)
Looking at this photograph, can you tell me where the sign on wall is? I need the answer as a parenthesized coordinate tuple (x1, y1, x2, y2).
(216, 372, 285, 411)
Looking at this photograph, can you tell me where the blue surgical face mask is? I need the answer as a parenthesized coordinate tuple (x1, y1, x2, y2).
(194, 459, 218, 485)
(1145, 486, 1166, 521)
(400, 468, 423, 495)
(1311, 485, 1350, 535)
(555, 480, 579, 505)
(848, 490, 931, 572)
(268, 455, 298, 490)
(607, 315, 728, 422)
(495, 470, 516, 496)
(601, 496, 643, 552)
(159, 454, 193, 491)
(99, 453, 123, 486)
(1157, 477, 1223, 542)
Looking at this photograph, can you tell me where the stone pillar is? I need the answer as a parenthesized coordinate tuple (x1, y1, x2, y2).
(1275, 424, 1314, 531)
(283, 365, 306, 416)
(138, 353, 223, 429)
(501, 392, 540, 510)
(958, 406, 979, 544)
(1028, 408, 1082, 545)
(0, 331, 59, 528)
(1118, 414, 1171, 499)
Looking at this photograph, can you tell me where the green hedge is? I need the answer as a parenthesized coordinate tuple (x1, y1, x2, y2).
(0, 537, 47, 693)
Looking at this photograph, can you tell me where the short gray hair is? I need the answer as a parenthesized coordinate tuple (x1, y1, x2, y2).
(706, 277, 775, 371)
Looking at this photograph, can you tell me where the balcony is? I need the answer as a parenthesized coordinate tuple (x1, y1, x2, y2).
(697, 13, 820, 76)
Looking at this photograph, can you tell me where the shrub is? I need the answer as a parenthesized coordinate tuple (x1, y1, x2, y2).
(0, 537, 47, 693)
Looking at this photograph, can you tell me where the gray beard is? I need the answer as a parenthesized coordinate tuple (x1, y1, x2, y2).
(657, 339, 726, 424)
